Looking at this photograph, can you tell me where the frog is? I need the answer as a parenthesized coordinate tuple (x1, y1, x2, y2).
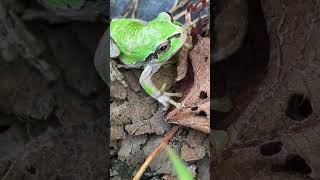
(94, 12, 233, 112)
(110, 12, 188, 110)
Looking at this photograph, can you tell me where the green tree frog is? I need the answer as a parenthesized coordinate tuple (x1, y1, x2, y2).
(95, 12, 188, 110)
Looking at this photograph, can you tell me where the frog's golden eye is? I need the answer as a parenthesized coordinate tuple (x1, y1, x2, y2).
(156, 41, 171, 53)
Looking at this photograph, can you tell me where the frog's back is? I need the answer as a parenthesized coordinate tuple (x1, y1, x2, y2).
(110, 18, 154, 64)
(110, 18, 145, 41)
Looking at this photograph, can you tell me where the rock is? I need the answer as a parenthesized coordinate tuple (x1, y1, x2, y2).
(125, 110, 171, 136)
(124, 70, 141, 92)
(110, 80, 128, 99)
(110, 97, 158, 126)
(0, 61, 55, 120)
(126, 89, 141, 101)
(0, 117, 107, 179)
(118, 135, 147, 165)
(0, 123, 27, 155)
(110, 125, 127, 140)
(196, 156, 210, 180)
(47, 28, 101, 97)
(110, 158, 134, 179)
(54, 86, 98, 126)
(181, 143, 206, 161)
(143, 136, 179, 175)
(179, 129, 208, 161)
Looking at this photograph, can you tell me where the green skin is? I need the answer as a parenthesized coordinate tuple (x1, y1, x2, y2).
(110, 12, 188, 110)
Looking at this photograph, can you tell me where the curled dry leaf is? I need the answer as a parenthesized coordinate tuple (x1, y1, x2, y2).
(175, 36, 192, 82)
(165, 37, 210, 133)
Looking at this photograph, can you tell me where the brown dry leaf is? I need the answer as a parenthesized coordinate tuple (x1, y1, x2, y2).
(165, 37, 210, 133)
(175, 36, 192, 82)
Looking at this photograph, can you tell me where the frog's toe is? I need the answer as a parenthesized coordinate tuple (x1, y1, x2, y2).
(168, 100, 182, 108)
(158, 95, 182, 110)
(160, 83, 183, 97)
(164, 92, 183, 97)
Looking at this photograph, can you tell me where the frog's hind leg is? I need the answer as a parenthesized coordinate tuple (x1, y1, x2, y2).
(160, 83, 182, 97)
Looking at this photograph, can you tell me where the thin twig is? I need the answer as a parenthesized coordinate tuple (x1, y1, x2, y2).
(123, 0, 139, 18)
(132, 0, 139, 18)
(169, 0, 180, 14)
(173, 0, 209, 21)
(169, 0, 192, 14)
(133, 126, 180, 180)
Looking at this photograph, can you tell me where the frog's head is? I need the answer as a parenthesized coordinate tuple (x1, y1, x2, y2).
(145, 12, 188, 64)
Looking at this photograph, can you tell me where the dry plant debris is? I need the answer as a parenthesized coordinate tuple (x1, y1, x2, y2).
(166, 37, 210, 133)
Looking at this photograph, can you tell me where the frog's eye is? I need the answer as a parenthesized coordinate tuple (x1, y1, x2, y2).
(156, 41, 171, 53)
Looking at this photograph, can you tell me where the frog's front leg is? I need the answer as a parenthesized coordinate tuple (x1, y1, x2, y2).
(110, 39, 128, 87)
(140, 64, 182, 111)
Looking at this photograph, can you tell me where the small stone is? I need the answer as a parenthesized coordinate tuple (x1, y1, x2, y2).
(110, 80, 128, 99)
(124, 71, 141, 92)
(110, 126, 127, 140)
(181, 143, 206, 161)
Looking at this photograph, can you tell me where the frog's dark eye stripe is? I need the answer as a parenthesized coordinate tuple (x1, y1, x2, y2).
(145, 52, 158, 63)
(168, 33, 181, 41)
(146, 32, 181, 63)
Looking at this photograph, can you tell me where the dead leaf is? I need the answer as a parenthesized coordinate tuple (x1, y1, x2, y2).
(175, 36, 192, 82)
(166, 37, 210, 133)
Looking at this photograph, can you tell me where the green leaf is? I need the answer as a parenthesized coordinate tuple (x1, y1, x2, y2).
(165, 146, 193, 180)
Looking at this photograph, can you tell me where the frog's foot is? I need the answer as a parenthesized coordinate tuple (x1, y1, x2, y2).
(110, 60, 128, 87)
(157, 83, 183, 111)
(158, 95, 181, 111)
